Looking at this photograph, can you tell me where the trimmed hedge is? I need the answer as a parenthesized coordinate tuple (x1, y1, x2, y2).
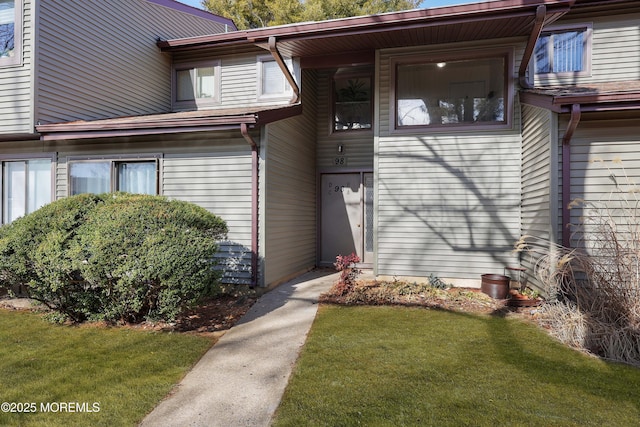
(0, 193, 228, 323)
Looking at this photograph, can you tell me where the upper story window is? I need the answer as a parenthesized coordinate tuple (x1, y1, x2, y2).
(0, 0, 22, 67)
(333, 67, 373, 132)
(173, 60, 220, 110)
(2, 158, 52, 224)
(69, 158, 158, 196)
(534, 24, 592, 75)
(394, 50, 509, 129)
(257, 55, 297, 101)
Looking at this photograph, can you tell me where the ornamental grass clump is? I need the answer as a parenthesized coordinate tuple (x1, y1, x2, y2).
(516, 162, 640, 366)
(0, 193, 228, 324)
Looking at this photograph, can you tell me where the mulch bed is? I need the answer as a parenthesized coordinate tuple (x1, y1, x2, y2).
(319, 281, 541, 320)
(1, 279, 539, 335)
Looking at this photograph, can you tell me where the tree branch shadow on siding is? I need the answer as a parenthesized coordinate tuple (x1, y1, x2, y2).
(379, 135, 520, 275)
(217, 242, 256, 287)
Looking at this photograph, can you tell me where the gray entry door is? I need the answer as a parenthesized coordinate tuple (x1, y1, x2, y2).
(320, 173, 373, 266)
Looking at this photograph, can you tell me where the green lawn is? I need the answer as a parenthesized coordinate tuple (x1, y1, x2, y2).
(273, 305, 640, 426)
(0, 310, 214, 427)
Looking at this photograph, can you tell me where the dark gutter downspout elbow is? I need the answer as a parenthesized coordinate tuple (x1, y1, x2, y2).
(268, 36, 300, 104)
(562, 104, 581, 248)
(519, 5, 546, 89)
(241, 123, 259, 288)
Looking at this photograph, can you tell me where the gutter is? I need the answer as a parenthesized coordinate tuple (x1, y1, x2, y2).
(518, 5, 546, 89)
(241, 123, 259, 287)
(38, 125, 240, 141)
(0, 133, 40, 142)
(561, 103, 581, 248)
(268, 36, 300, 104)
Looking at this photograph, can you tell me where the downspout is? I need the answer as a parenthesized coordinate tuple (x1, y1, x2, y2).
(518, 5, 546, 89)
(561, 104, 581, 248)
(268, 36, 300, 104)
(241, 123, 259, 287)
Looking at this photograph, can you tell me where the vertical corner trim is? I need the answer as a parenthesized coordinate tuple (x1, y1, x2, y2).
(241, 123, 259, 287)
(561, 104, 581, 248)
(268, 36, 300, 104)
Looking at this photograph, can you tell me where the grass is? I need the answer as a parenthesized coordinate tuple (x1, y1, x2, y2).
(273, 305, 640, 426)
(0, 309, 214, 426)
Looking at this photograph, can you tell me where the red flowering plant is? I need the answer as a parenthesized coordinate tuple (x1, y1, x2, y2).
(333, 253, 361, 296)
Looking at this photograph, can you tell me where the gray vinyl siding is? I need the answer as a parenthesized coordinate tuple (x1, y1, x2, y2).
(520, 104, 557, 291)
(35, 0, 229, 125)
(173, 48, 298, 110)
(375, 42, 523, 281)
(562, 118, 640, 250)
(0, 0, 33, 134)
(535, 12, 640, 86)
(262, 70, 318, 286)
(220, 54, 260, 108)
(316, 70, 374, 169)
(50, 132, 254, 285)
(376, 134, 521, 279)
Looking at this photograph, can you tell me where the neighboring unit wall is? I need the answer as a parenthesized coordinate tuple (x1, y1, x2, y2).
(0, 0, 33, 134)
(376, 43, 523, 283)
(561, 117, 640, 250)
(48, 131, 254, 285)
(36, 0, 231, 124)
(520, 104, 557, 291)
(172, 47, 298, 110)
(535, 12, 640, 86)
(262, 70, 318, 286)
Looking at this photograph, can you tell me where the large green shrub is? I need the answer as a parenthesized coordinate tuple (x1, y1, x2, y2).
(0, 194, 106, 320)
(0, 193, 228, 323)
(72, 193, 228, 322)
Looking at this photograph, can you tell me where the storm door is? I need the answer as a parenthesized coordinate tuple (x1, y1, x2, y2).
(320, 172, 373, 266)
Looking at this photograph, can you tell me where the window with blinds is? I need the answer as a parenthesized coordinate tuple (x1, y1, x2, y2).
(534, 24, 591, 75)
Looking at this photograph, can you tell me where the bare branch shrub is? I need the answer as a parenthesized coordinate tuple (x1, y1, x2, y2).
(516, 161, 640, 367)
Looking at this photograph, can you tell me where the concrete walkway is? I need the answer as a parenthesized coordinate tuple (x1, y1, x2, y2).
(140, 269, 338, 427)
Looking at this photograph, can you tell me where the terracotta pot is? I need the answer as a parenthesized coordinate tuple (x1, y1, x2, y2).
(507, 292, 543, 307)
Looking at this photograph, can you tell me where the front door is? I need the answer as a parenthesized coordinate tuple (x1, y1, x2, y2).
(320, 172, 373, 266)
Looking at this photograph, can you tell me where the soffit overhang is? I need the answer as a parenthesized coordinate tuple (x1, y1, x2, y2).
(35, 104, 302, 141)
(520, 81, 640, 113)
(158, 0, 574, 62)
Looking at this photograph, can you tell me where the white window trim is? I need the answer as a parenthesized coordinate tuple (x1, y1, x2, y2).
(256, 55, 298, 102)
(0, 0, 23, 68)
(172, 60, 221, 110)
(0, 153, 55, 224)
(534, 23, 593, 79)
(67, 154, 162, 196)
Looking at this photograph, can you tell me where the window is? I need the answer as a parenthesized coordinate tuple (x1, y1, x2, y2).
(2, 158, 52, 224)
(534, 24, 591, 75)
(333, 68, 372, 131)
(395, 52, 508, 128)
(69, 160, 158, 196)
(257, 56, 297, 100)
(173, 60, 220, 109)
(0, 0, 21, 67)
